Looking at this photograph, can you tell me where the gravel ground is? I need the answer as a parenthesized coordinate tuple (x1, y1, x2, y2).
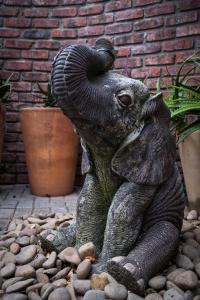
(0, 208, 200, 300)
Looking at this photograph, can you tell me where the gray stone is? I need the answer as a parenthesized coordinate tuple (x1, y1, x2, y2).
(1, 262, 16, 278)
(145, 294, 162, 300)
(172, 270, 198, 289)
(0, 273, 2, 289)
(187, 210, 198, 220)
(73, 279, 91, 295)
(19, 228, 37, 237)
(52, 278, 67, 287)
(58, 247, 81, 265)
(193, 297, 200, 300)
(127, 293, 144, 300)
(51, 267, 71, 281)
(42, 251, 57, 269)
(10, 242, 20, 254)
(0, 238, 15, 248)
(2, 293, 28, 300)
(6, 278, 35, 293)
(26, 283, 43, 293)
(166, 281, 185, 296)
(104, 282, 128, 300)
(148, 275, 166, 290)
(78, 242, 96, 260)
(27, 291, 42, 300)
(2, 277, 24, 290)
(83, 290, 106, 300)
(36, 271, 49, 284)
(48, 287, 71, 300)
(15, 265, 36, 279)
(2, 252, 16, 264)
(195, 262, 200, 276)
(40, 283, 54, 300)
(182, 244, 199, 260)
(163, 289, 184, 300)
(30, 253, 46, 269)
(30, 235, 38, 244)
(77, 259, 91, 279)
(27, 217, 46, 225)
(184, 290, 194, 300)
(175, 254, 194, 270)
(43, 268, 58, 276)
(16, 245, 37, 265)
(16, 236, 30, 247)
(167, 268, 185, 282)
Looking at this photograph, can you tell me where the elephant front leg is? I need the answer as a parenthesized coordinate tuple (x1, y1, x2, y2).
(94, 182, 156, 271)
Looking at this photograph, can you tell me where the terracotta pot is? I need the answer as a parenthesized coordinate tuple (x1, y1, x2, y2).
(20, 107, 79, 197)
(0, 105, 5, 162)
(179, 130, 200, 211)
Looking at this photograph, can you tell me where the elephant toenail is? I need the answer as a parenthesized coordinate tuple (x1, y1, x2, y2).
(111, 256, 125, 263)
(124, 263, 136, 273)
(137, 278, 145, 289)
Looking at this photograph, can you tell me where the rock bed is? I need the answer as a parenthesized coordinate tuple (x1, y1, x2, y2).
(0, 209, 200, 299)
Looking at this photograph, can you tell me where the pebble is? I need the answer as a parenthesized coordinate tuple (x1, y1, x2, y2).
(175, 254, 194, 270)
(182, 244, 199, 260)
(0, 238, 15, 248)
(19, 228, 37, 237)
(43, 268, 58, 276)
(52, 278, 67, 287)
(1, 262, 16, 278)
(104, 282, 128, 300)
(172, 270, 198, 289)
(51, 267, 71, 281)
(40, 283, 55, 300)
(0, 274, 2, 288)
(187, 210, 198, 220)
(167, 268, 185, 282)
(59, 247, 81, 265)
(2, 293, 28, 300)
(48, 287, 71, 300)
(127, 293, 144, 300)
(195, 262, 200, 276)
(30, 254, 47, 269)
(6, 278, 35, 293)
(77, 259, 91, 279)
(73, 279, 91, 295)
(26, 283, 43, 293)
(2, 277, 24, 290)
(16, 236, 30, 246)
(163, 288, 185, 300)
(148, 275, 166, 290)
(16, 245, 37, 265)
(91, 273, 109, 290)
(42, 251, 57, 269)
(166, 281, 185, 296)
(36, 271, 49, 284)
(15, 265, 36, 279)
(83, 290, 107, 300)
(145, 294, 162, 300)
(194, 297, 200, 300)
(78, 242, 96, 260)
(27, 291, 42, 300)
(10, 242, 20, 254)
(27, 217, 46, 225)
(2, 252, 16, 264)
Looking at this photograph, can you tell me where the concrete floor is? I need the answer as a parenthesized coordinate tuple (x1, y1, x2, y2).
(0, 184, 79, 234)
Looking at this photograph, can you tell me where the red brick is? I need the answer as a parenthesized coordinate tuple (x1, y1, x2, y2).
(18, 92, 38, 102)
(63, 17, 87, 28)
(0, 7, 18, 16)
(17, 153, 26, 163)
(146, 28, 175, 42)
(115, 9, 143, 21)
(144, 3, 176, 17)
(176, 51, 196, 63)
(2, 152, 17, 163)
(166, 12, 198, 26)
(78, 26, 104, 37)
(135, 17, 163, 31)
(35, 40, 60, 50)
(0, 174, 16, 184)
(21, 50, 49, 60)
(23, 8, 48, 17)
(0, 29, 20, 37)
(117, 47, 131, 57)
(52, 7, 77, 17)
(115, 33, 143, 46)
(5, 61, 32, 71)
(4, 18, 31, 28)
(105, 0, 132, 12)
(5, 142, 25, 152)
(115, 57, 142, 69)
(62, 0, 85, 3)
(32, 0, 58, 6)
(144, 54, 175, 66)
(163, 64, 193, 76)
(0, 71, 19, 81)
(134, 0, 161, 6)
(22, 72, 48, 82)
(6, 122, 22, 133)
(6, 113, 19, 122)
(179, 0, 200, 11)
(176, 24, 200, 37)
(132, 43, 161, 55)
(32, 19, 59, 28)
(4, 133, 19, 142)
(131, 67, 161, 79)
(17, 174, 29, 184)
(162, 39, 194, 52)
(79, 4, 103, 15)
(0, 50, 20, 58)
(51, 29, 77, 39)
(88, 14, 113, 25)
(12, 82, 32, 92)
(33, 61, 51, 72)
(5, 39, 33, 49)
(4, 0, 31, 5)
(105, 23, 132, 35)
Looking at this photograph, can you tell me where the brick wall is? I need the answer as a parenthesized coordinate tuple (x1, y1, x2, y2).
(0, 0, 199, 185)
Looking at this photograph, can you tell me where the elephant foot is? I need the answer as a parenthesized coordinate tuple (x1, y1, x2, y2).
(39, 224, 76, 253)
(91, 261, 107, 274)
(107, 256, 145, 295)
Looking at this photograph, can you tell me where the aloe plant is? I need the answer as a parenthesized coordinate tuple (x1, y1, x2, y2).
(157, 54, 200, 144)
(0, 75, 12, 106)
(37, 82, 57, 107)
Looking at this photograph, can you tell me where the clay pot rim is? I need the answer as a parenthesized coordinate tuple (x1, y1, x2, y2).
(20, 107, 61, 111)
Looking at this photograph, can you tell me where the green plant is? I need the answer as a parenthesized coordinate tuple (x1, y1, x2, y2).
(158, 54, 200, 144)
(37, 82, 57, 107)
(0, 75, 12, 106)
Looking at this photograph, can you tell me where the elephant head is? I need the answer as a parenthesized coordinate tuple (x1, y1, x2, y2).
(51, 38, 176, 185)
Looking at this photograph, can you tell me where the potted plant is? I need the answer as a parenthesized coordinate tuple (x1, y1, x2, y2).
(0, 75, 12, 162)
(159, 54, 200, 210)
(20, 82, 79, 197)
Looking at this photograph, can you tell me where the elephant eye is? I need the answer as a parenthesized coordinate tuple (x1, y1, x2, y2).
(118, 95, 132, 107)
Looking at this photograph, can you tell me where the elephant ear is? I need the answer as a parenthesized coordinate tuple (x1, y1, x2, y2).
(111, 93, 176, 185)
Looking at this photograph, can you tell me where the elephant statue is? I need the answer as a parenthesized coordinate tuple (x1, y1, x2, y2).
(41, 38, 185, 295)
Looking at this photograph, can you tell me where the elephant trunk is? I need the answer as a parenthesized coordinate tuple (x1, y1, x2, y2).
(51, 38, 116, 123)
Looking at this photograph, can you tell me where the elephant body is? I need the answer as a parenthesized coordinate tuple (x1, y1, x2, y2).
(42, 39, 185, 294)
